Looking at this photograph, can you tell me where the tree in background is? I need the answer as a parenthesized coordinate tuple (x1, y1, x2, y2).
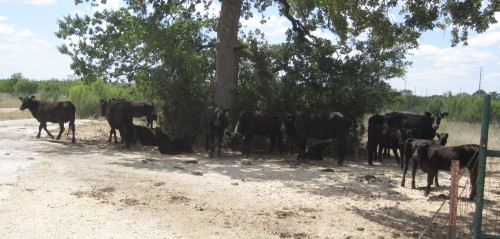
(56, 0, 498, 136)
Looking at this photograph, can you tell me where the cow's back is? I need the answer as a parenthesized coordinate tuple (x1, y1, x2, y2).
(36, 101, 75, 123)
(106, 101, 134, 128)
(236, 110, 280, 135)
(296, 112, 352, 140)
(432, 144, 480, 169)
(130, 101, 154, 117)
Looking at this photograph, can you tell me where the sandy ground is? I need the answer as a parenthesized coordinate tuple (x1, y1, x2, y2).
(0, 119, 477, 239)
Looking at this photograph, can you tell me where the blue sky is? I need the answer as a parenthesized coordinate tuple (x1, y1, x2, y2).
(0, 0, 499, 96)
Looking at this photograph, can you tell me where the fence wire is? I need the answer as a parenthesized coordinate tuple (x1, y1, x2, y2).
(416, 156, 500, 239)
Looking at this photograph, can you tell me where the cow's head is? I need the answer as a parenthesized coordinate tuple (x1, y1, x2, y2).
(19, 95, 35, 110)
(436, 132, 449, 146)
(100, 99, 108, 117)
(214, 108, 229, 128)
(430, 111, 449, 130)
(400, 128, 415, 143)
(412, 142, 431, 162)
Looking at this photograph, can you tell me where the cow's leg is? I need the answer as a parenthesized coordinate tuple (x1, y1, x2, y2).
(69, 121, 76, 143)
(398, 145, 405, 170)
(434, 171, 440, 187)
(469, 162, 478, 200)
(216, 130, 223, 157)
(243, 135, 253, 155)
(268, 134, 276, 153)
(146, 115, 153, 128)
(392, 147, 400, 165)
(337, 137, 347, 165)
(411, 159, 418, 189)
(401, 152, 410, 187)
(277, 133, 283, 154)
(377, 145, 383, 162)
(37, 123, 43, 138)
(109, 129, 117, 143)
(42, 122, 54, 139)
(425, 169, 437, 196)
(297, 138, 307, 161)
(367, 141, 375, 166)
(209, 133, 215, 158)
(384, 148, 391, 159)
(56, 122, 65, 140)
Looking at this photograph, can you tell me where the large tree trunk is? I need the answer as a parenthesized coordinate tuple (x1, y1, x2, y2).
(214, 0, 243, 109)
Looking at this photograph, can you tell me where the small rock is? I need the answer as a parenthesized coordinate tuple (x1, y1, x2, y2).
(154, 182, 165, 186)
(357, 227, 365, 231)
(191, 171, 203, 176)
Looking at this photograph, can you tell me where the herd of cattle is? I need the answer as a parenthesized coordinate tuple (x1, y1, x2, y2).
(17, 96, 480, 199)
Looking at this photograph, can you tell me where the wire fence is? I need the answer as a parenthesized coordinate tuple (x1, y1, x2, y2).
(416, 156, 500, 238)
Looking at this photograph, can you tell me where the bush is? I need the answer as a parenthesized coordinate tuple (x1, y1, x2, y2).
(68, 79, 132, 118)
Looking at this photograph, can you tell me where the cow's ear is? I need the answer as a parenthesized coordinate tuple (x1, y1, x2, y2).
(19, 97, 23, 101)
(30, 95, 35, 101)
(101, 99, 105, 103)
(424, 112, 431, 117)
(442, 112, 449, 118)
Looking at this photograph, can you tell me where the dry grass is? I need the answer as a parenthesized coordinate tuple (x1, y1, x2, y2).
(440, 120, 499, 149)
(0, 109, 32, 120)
(0, 96, 21, 108)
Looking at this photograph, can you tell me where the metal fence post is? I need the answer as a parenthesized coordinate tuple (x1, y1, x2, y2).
(473, 94, 490, 239)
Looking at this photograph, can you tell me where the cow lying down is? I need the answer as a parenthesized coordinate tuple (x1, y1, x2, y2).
(132, 125, 193, 155)
(410, 142, 479, 199)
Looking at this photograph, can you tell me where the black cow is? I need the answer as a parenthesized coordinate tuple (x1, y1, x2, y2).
(231, 110, 283, 155)
(201, 106, 230, 158)
(101, 100, 134, 148)
(384, 111, 449, 140)
(366, 124, 402, 166)
(19, 96, 76, 143)
(368, 114, 391, 159)
(304, 142, 329, 160)
(158, 135, 194, 155)
(132, 125, 170, 146)
(401, 133, 449, 189)
(410, 143, 479, 199)
(281, 112, 355, 165)
(112, 98, 156, 128)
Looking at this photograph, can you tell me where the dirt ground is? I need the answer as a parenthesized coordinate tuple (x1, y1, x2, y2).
(0, 119, 477, 239)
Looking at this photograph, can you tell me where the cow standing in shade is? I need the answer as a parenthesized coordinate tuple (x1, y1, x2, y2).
(201, 106, 229, 158)
(112, 98, 157, 128)
(19, 96, 76, 143)
(101, 99, 134, 148)
(366, 124, 402, 166)
(368, 114, 391, 159)
(231, 110, 283, 155)
(281, 112, 355, 165)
